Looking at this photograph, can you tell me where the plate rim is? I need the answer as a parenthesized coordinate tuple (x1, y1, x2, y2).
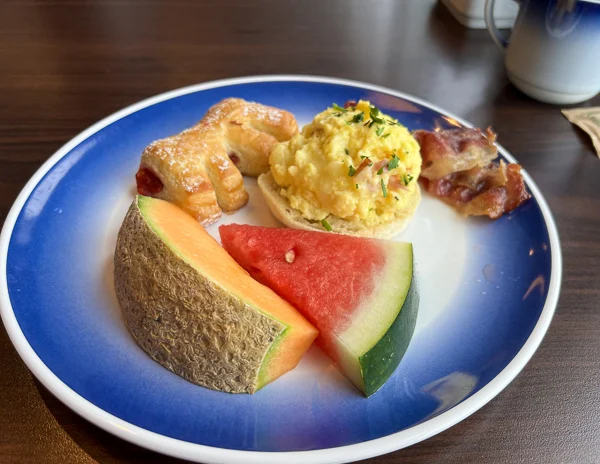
(0, 74, 562, 464)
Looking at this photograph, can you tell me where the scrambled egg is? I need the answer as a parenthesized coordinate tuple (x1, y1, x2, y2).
(270, 100, 422, 227)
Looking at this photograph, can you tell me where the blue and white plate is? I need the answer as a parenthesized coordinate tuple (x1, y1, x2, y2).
(0, 76, 561, 463)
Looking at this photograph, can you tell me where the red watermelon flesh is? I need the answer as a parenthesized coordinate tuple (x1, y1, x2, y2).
(219, 224, 384, 361)
(219, 224, 418, 396)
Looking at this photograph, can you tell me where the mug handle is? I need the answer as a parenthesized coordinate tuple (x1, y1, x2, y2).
(484, 0, 510, 50)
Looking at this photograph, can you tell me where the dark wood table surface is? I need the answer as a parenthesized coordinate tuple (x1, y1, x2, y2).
(1, 1, 599, 463)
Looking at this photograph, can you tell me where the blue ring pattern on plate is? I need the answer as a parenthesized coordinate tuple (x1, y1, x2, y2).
(6, 81, 551, 452)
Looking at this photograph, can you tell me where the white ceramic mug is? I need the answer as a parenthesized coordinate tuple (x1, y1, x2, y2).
(485, 0, 600, 104)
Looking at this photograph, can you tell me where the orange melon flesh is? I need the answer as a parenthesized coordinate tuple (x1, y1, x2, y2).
(140, 196, 318, 388)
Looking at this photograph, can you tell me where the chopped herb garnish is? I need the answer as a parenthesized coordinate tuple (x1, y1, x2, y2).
(348, 165, 357, 176)
(381, 178, 388, 198)
(369, 105, 385, 125)
(344, 148, 349, 155)
(375, 126, 385, 137)
(347, 112, 364, 124)
(360, 155, 368, 159)
(355, 183, 359, 189)
(388, 154, 399, 170)
(394, 196, 399, 201)
(382, 133, 390, 138)
(402, 173, 414, 186)
(363, 120, 371, 127)
(377, 166, 385, 175)
(321, 219, 333, 231)
(332, 103, 347, 113)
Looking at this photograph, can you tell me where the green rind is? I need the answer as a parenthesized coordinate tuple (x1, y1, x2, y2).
(358, 267, 419, 397)
(256, 327, 289, 389)
(339, 242, 413, 359)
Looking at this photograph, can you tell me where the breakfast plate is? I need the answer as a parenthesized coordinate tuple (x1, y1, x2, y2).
(0, 76, 561, 463)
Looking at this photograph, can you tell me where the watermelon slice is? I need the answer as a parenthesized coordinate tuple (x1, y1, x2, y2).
(219, 225, 419, 397)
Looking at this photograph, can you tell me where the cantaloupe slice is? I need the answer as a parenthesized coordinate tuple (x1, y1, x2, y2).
(114, 195, 318, 393)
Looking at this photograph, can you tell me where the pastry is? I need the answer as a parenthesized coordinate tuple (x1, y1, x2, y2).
(135, 98, 298, 225)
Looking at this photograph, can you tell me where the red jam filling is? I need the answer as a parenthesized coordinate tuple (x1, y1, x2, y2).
(136, 167, 163, 196)
(228, 152, 240, 165)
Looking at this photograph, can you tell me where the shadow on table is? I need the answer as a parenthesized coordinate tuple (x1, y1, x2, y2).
(33, 378, 186, 464)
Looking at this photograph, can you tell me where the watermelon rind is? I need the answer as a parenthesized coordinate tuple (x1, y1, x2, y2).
(335, 242, 418, 397)
(359, 272, 418, 396)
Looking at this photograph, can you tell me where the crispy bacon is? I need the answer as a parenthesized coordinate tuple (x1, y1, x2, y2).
(354, 157, 373, 176)
(416, 127, 530, 219)
(504, 163, 531, 212)
(413, 127, 498, 180)
(420, 161, 530, 219)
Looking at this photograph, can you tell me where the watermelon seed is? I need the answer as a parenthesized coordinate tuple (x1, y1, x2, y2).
(285, 250, 296, 263)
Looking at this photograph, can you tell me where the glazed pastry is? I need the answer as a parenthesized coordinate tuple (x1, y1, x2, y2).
(135, 98, 298, 225)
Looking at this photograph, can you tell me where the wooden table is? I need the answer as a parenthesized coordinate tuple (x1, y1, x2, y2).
(1, 1, 599, 463)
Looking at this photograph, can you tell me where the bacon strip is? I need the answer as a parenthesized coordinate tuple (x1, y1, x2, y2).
(413, 127, 498, 180)
(354, 157, 373, 177)
(504, 163, 531, 212)
(416, 128, 530, 219)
